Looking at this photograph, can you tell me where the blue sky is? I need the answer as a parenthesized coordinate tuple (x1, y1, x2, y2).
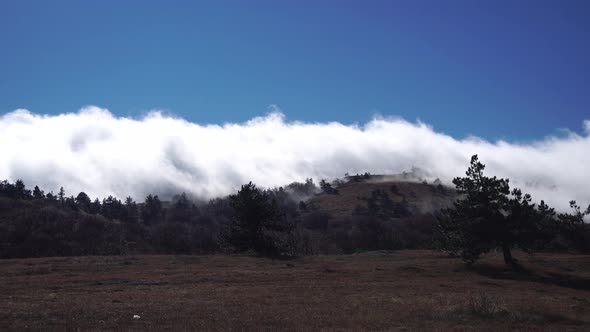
(1, 0, 589, 140)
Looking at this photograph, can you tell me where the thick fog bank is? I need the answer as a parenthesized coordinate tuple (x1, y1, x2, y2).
(1, 106, 589, 211)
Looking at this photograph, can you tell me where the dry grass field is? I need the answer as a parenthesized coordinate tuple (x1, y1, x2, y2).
(308, 180, 453, 218)
(1, 251, 589, 331)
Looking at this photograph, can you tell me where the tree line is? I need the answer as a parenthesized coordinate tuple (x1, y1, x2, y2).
(1, 156, 588, 266)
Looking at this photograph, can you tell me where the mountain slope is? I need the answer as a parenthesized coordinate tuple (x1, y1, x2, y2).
(307, 177, 456, 218)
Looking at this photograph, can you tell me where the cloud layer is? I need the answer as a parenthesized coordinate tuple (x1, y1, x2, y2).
(1, 106, 589, 211)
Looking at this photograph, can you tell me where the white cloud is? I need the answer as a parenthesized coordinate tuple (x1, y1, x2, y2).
(1, 106, 589, 211)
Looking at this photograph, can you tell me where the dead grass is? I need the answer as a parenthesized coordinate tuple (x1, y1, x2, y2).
(308, 180, 453, 218)
(429, 291, 578, 325)
(0, 251, 589, 331)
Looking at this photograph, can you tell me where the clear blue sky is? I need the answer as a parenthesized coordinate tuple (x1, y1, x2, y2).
(1, 0, 589, 140)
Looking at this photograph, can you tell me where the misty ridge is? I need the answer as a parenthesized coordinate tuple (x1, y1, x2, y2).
(1, 106, 590, 261)
(0, 171, 439, 258)
(1, 154, 589, 260)
(1, 106, 590, 211)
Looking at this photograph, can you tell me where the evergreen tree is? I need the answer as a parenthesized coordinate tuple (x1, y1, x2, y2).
(319, 179, 338, 195)
(124, 196, 140, 224)
(557, 201, 590, 252)
(141, 194, 164, 225)
(32, 186, 45, 200)
(75, 192, 91, 212)
(90, 198, 101, 214)
(15, 180, 31, 200)
(436, 155, 556, 269)
(102, 196, 124, 220)
(167, 192, 198, 224)
(357, 189, 411, 220)
(220, 182, 294, 257)
(58, 187, 66, 204)
(65, 195, 78, 210)
(0, 180, 16, 198)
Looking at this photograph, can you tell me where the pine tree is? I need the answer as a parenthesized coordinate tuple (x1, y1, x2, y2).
(319, 179, 338, 195)
(75, 192, 91, 212)
(90, 198, 101, 214)
(15, 180, 31, 200)
(58, 187, 66, 204)
(436, 155, 556, 269)
(167, 192, 198, 224)
(220, 182, 294, 257)
(124, 196, 140, 224)
(141, 194, 164, 225)
(32, 186, 45, 200)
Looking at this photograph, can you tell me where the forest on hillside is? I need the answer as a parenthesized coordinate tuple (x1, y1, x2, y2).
(1, 156, 589, 261)
(0, 176, 434, 258)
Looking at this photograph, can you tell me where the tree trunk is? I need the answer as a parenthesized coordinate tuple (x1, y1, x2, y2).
(502, 244, 516, 268)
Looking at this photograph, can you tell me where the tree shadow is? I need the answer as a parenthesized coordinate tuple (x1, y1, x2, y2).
(472, 263, 590, 291)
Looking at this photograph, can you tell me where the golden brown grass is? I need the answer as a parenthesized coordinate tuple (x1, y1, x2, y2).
(1, 251, 589, 331)
(308, 180, 453, 218)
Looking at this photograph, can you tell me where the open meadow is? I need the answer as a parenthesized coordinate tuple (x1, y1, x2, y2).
(1, 251, 589, 331)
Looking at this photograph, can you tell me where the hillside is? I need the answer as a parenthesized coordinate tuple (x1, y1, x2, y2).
(0, 175, 459, 258)
(308, 177, 456, 218)
(3, 173, 587, 258)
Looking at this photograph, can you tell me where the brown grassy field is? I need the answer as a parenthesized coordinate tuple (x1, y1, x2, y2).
(1, 251, 589, 331)
(308, 180, 454, 218)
